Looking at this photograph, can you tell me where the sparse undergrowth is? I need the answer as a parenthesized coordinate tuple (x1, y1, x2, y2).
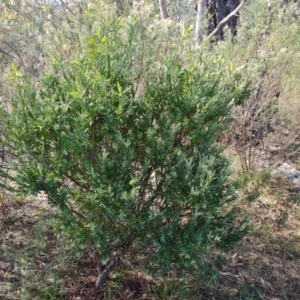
(1, 181, 300, 299)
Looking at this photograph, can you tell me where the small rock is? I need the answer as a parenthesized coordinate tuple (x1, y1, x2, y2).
(291, 177, 300, 185)
(280, 47, 288, 53)
(283, 129, 290, 136)
(269, 145, 281, 152)
(272, 162, 300, 187)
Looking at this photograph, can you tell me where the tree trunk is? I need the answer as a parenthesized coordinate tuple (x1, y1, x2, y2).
(195, 0, 241, 41)
(194, 0, 208, 44)
(207, 0, 247, 40)
(208, 0, 240, 40)
(115, 0, 124, 15)
(158, 0, 169, 19)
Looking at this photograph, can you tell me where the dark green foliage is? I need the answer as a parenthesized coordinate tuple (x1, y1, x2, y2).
(0, 16, 249, 274)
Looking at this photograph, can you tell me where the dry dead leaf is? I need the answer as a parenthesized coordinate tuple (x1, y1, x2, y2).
(260, 277, 266, 287)
(229, 288, 238, 294)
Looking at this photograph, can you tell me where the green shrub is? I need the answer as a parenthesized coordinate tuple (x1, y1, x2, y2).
(0, 15, 249, 281)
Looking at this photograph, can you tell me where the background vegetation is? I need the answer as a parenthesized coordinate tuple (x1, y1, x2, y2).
(1, 0, 300, 299)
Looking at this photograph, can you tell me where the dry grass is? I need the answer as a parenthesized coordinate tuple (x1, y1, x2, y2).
(1, 177, 300, 300)
(207, 181, 300, 299)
